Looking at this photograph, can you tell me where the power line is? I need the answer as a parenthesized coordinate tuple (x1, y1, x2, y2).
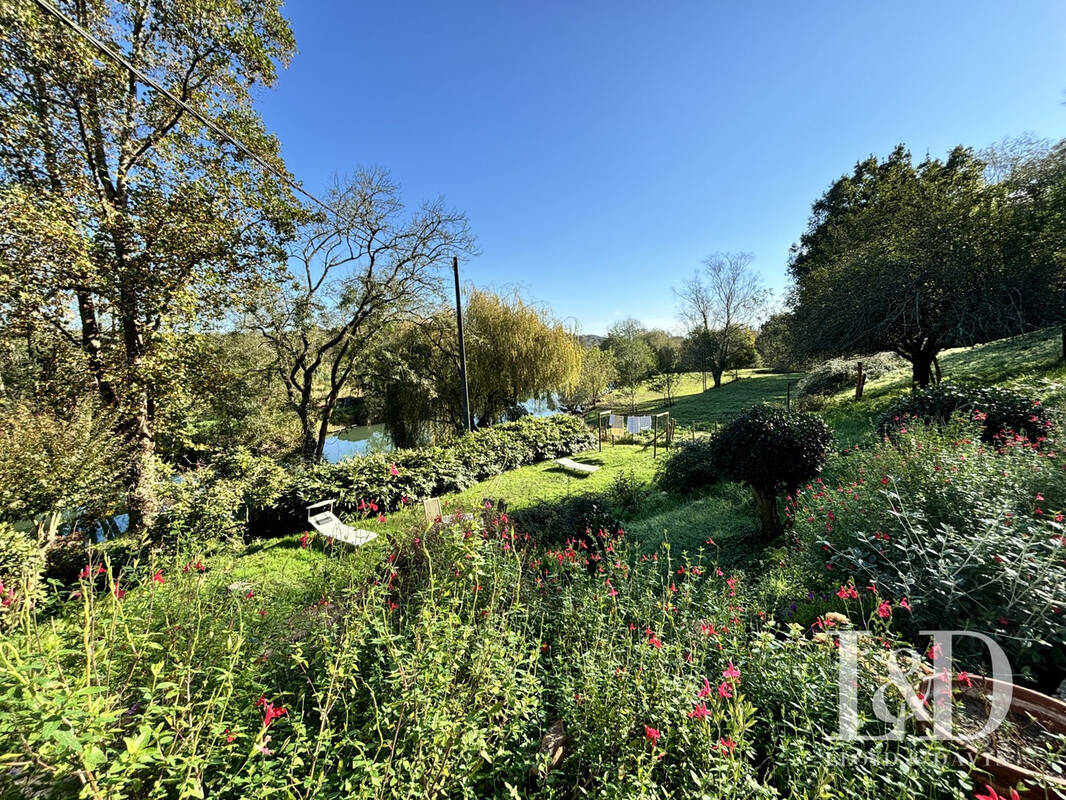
(31, 0, 345, 220)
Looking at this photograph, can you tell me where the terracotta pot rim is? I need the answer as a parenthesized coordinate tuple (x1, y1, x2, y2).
(916, 674, 1066, 790)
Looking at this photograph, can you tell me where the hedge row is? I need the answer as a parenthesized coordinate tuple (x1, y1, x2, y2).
(275, 415, 596, 525)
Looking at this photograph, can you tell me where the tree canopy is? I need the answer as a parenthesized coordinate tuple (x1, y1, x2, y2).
(788, 144, 1064, 386)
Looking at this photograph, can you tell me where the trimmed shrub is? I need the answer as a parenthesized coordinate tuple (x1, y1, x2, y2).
(278, 415, 596, 528)
(656, 438, 721, 494)
(714, 405, 833, 540)
(794, 352, 904, 399)
(876, 382, 1052, 444)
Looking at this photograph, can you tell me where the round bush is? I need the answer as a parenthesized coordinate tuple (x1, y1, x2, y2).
(876, 383, 1052, 444)
(656, 438, 720, 494)
(714, 405, 833, 494)
(713, 405, 833, 540)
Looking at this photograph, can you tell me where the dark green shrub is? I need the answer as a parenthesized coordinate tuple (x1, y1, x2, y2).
(713, 405, 833, 540)
(605, 469, 647, 519)
(153, 448, 288, 550)
(876, 382, 1052, 444)
(510, 495, 620, 548)
(655, 438, 720, 494)
(794, 352, 904, 398)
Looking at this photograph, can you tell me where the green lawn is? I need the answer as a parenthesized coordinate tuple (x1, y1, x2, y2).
(588, 369, 806, 429)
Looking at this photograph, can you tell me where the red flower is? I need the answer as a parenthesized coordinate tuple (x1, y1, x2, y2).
(688, 702, 710, 720)
(899, 597, 911, 612)
(245, 590, 255, 599)
(390, 464, 399, 476)
(975, 785, 1020, 800)
(876, 600, 892, 619)
(152, 570, 165, 584)
(378, 513, 386, 524)
(718, 737, 736, 754)
(644, 725, 661, 745)
(717, 682, 733, 699)
(113, 585, 126, 600)
(299, 532, 310, 548)
(257, 697, 287, 728)
(698, 677, 713, 698)
(224, 728, 235, 743)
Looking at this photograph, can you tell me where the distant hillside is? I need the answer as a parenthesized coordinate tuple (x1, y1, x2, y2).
(578, 334, 605, 348)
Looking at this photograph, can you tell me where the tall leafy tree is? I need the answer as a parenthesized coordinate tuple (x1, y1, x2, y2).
(788, 145, 1061, 386)
(372, 289, 581, 440)
(0, 0, 301, 530)
(604, 318, 654, 412)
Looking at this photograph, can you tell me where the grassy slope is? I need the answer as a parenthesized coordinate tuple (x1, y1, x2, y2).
(238, 328, 1064, 580)
(587, 369, 805, 427)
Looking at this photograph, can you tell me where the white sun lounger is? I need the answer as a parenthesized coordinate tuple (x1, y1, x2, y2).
(306, 499, 377, 547)
(553, 457, 600, 474)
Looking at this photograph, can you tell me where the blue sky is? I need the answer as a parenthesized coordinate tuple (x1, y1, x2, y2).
(255, 1, 1066, 335)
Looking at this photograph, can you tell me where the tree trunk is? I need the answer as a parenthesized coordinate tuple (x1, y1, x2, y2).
(123, 392, 157, 535)
(711, 367, 724, 389)
(910, 351, 935, 388)
(752, 486, 782, 541)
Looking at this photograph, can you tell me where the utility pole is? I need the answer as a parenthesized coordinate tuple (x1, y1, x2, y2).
(453, 257, 472, 433)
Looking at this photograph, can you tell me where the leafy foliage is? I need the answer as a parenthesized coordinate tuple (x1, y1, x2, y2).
(714, 406, 834, 494)
(791, 421, 1066, 686)
(875, 383, 1053, 444)
(789, 145, 1064, 386)
(795, 352, 905, 399)
(656, 438, 721, 494)
(714, 405, 834, 539)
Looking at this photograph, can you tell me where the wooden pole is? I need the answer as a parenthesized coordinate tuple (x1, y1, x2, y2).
(786, 381, 791, 412)
(453, 257, 472, 433)
(855, 361, 865, 401)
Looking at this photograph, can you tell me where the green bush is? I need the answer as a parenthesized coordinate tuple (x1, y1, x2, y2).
(278, 415, 596, 527)
(656, 437, 720, 494)
(791, 421, 1066, 688)
(876, 382, 1052, 444)
(0, 522, 44, 622)
(153, 448, 288, 550)
(510, 494, 621, 547)
(795, 351, 905, 399)
(713, 405, 834, 540)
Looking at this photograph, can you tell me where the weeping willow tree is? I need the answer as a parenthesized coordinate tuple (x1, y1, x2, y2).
(464, 290, 581, 424)
(373, 290, 582, 443)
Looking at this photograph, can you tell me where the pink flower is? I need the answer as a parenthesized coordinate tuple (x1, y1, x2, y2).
(876, 600, 892, 619)
(378, 513, 386, 524)
(698, 677, 713, 698)
(721, 660, 741, 680)
(899, 597, 911, 612)
(644, 725, 661, 745)
(390, 464, 399, 476)
(717, 682, 733, 699)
